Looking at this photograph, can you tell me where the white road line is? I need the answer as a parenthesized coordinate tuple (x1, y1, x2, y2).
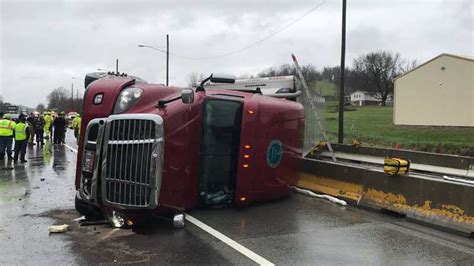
(65, 142, 271, 265)
(185, 214, 274, 266)
(63, 143, 78, 153)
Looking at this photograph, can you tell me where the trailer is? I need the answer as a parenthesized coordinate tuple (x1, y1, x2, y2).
(204, 75, 301, 99)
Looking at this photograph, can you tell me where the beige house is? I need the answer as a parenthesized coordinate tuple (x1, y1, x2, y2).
(393, 53, 474, 127)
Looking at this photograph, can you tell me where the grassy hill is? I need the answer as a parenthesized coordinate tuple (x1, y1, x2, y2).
(314, 81, 337, 98)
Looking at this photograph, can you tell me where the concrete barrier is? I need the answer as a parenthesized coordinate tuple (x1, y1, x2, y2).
(298, 158, 474, 237)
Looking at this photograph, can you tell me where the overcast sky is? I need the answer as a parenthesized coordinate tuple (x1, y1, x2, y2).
(0, 0, 472, 107)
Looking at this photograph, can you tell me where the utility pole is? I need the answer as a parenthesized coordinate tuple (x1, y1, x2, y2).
(71, 83, 74, 111)
(338, 0, 347, 144)
(166, 34, 169, 86)
(116, 59, 119, 74)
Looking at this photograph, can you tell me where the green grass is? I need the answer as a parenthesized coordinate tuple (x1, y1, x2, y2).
(314, 81, 337, 98)
(305, 81, 474, 156)
(323, 104, 474, 156)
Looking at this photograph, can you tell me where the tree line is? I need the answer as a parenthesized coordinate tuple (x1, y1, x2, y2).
(258, 50, 417, 106)
(44, 87, 83, 113)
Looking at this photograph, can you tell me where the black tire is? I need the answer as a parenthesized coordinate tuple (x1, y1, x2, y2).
(75, 193, 104, 220)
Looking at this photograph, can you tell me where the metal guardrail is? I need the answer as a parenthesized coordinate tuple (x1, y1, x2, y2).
(297, 157, 474, 237)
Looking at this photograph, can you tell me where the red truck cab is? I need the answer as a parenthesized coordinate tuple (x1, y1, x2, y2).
(75, 73, 304, 227)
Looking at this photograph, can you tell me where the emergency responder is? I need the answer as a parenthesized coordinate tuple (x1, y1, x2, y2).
(72, 114, 81, 144)
(3, 113, 16, 160)
(49, 112, 56, 139)
(43, 112, 53, 140)
(26, 112, 36, 145)
(0, 112, 16, 161)
(53, 112, 67, 144)
(35, 113, 45, 146)
(13, 114, 30, 163)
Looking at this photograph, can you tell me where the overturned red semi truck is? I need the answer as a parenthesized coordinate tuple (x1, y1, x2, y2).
(75, 73, 304, 227)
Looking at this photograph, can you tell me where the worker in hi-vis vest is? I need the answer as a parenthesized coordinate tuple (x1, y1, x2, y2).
(0, 112, 16, 160)
(43, 112, 53, 140)
(72, 114, 81, 144)
(13, 114, 30, 163)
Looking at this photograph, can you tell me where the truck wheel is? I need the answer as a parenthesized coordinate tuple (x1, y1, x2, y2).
(75, 194, 104, 220)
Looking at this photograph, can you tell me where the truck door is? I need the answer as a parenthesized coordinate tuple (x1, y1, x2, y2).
(198, 99, 243, 207)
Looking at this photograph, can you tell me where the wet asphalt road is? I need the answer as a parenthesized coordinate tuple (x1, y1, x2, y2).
(1, 131, 473, 265)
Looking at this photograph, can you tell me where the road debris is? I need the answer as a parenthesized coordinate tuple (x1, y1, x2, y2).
(293, 187, 347, 206)
(40, 178, 45, 181)
(48, 224, 70, 233)
(79, 220, 110, 226)
(443, 175, 474, 185)
(73, 216, 85, 222)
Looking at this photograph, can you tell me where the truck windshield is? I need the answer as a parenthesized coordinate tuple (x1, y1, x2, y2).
(198, 99, 243, 207)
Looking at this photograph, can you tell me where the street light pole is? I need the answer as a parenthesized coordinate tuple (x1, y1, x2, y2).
(166, 34, 169, 86)
(138, 37, 169, 85)
(338, 0, 347, 144)
(71, 82, 74, 111)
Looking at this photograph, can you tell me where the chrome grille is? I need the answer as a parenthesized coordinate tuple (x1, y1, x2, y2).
(103, 115, 163, 208)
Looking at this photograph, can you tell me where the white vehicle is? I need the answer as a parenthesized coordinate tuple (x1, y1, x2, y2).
(205, 75, 301, 99)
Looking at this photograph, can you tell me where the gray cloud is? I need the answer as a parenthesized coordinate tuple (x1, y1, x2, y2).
(1, 0, 472, 107)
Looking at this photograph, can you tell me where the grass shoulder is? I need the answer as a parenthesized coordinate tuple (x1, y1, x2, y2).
(324, 105, 474, 156)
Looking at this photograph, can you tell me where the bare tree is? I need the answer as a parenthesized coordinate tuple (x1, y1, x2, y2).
(399, 59, 418, 74)
(353, 51, 402, 106)
(36, 103, 46, 112)
(0, 98, 5, 113)
(321, 66, 365, 96)
(47, 87, 71, 111)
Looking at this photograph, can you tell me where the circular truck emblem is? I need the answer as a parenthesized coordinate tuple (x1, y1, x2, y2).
(266, 139, 283, 168)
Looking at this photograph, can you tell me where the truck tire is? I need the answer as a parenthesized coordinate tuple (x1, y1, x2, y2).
(75, 193, 104, 220)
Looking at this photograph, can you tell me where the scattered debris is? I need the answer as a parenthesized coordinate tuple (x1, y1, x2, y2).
(73, 216, 85, 222)
(443, 175, 474, 185)
(293, 187, 347, 206)
(79, 220, 109, 226)
(48, 224, 70, 233)
(40, 178, 45, 181)
(352, 140, 362, 148)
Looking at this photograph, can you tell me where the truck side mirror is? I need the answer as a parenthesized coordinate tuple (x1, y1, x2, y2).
(181, 89, 194, 104)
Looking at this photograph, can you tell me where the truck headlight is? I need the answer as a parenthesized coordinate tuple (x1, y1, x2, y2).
(113, 87, 143, 114)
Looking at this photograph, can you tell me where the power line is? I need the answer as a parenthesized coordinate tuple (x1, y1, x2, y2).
(144, 0, 326, 61)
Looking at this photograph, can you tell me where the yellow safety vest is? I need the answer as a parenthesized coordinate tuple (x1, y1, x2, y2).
(14, 123, 28, 141)
(44, 115, 52, 132)
(0, 119, 14, 137)
(72, 116, 81, 128)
